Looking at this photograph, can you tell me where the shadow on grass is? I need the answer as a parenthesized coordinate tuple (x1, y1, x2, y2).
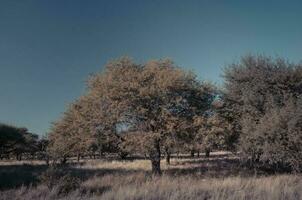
(165, 155, 285, 178)
(0, 154, 287, 190)
(0, 164, 48, 190)
(0, 163, 143, 190)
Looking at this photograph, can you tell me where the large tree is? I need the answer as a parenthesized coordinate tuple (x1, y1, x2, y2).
(89, 58, 215, 174)
(49, 57, 215, 174)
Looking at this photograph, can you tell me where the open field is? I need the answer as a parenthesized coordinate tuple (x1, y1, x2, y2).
(1, 152, 301, 200)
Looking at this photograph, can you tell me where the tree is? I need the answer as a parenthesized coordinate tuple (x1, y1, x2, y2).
(0, 124, 24, 159)
(47, 97, 95, 163)
(12, 128, 39, 160)
(223, 55, 302, 171)
(37, 137, 49, 164)
(0, 124, 39, 160)
(193, 113, 231, 158)
(49, 57, 215, 174)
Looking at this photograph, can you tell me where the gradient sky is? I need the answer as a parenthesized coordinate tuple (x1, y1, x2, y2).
(1, 0, 302, 136)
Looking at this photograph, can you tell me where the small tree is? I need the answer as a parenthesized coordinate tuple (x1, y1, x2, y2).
(193, 113, 230, 157)
(48, 97, 95, 163)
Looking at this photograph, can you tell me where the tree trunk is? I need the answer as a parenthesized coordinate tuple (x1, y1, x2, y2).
(99, 150, 104, 158)
(165, 147, 171, 165)
(77, 153, 80, 162)
(61, 156, 67, 164)
(205, 149, 210, 158)
(16, 153, 22, 161)
(190, 150, 195, 158)
(149, 139, 161, 175)
(119, 151, 128, 159)
(45, 156, 49, 166)
(197, 151, 200, 157)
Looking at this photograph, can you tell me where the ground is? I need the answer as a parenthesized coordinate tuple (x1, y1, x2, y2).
(0, 152, 301, 200)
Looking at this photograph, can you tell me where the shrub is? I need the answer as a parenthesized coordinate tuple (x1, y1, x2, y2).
(241, 98, 302, 171)
(223, 55, 302, 171)
(39, 167, 80, 195)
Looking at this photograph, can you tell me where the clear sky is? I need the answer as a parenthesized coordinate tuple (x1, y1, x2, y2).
(1, 0, 302, 136)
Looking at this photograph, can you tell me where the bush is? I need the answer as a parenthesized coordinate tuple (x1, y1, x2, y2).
(39, 167, 80, 195)
(56, 173, 81, 195)
(240, 99, 302, 171)
(223, 55, 302, 172)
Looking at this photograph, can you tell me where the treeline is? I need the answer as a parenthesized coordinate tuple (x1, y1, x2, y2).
(1, 55, 302, 175)
(0, 124, 48, 161)
(46, 55, 302, 174)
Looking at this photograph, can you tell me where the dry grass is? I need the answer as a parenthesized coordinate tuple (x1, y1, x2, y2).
(0, 160, 46, 166)
(1, 174, 301, 200)
(1, 152, 301, 200)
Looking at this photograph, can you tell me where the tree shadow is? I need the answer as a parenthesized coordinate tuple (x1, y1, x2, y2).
(0, 153, 289, 190)
(165, 155, 285, 178)
(0, 163, 143, 190)
(0, 164, 48, 190)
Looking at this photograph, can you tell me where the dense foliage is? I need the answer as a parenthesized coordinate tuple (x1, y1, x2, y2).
(223, 55, 302, 171)
(0, 123, 46, 161)
(3, 55, 302, 174)
(48, 58, 217, 174)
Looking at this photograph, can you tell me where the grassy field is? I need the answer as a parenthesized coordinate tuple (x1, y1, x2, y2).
(0, 152, 301, 200)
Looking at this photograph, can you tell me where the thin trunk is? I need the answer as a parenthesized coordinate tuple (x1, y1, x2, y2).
(190, 150, 195, 158)
(149, 139, 161, 175)
(197, 151, 200, 157)
(205, 149, 210, 158)
(100, 150, 104, 158)
(45, 156, 49, 166)
(16, 153, 22, 161)
(77, 153, 80, 162)
(61, 156, 67, 164)
(165, 147, 171, 165)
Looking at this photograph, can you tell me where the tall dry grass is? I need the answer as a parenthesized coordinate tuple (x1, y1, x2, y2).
(1, 174, 301, 200)
(1, 153, 301, 200)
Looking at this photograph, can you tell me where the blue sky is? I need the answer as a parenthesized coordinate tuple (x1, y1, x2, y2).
(1, 0, 302, 136)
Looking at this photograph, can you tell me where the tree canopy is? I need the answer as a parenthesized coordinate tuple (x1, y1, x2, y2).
(48, 57, 216, 174)
(223, 55, 302, 171)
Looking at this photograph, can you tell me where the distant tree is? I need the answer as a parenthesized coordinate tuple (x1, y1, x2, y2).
(223, 55, 302, 171)
(0, 124, 23, 159)
(0, 124, 39, 160)
(37, 137, 49, 163)
(47, 97, 95, 163)
(12, 128, 39, 160)
(193, 113, 231, 157)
